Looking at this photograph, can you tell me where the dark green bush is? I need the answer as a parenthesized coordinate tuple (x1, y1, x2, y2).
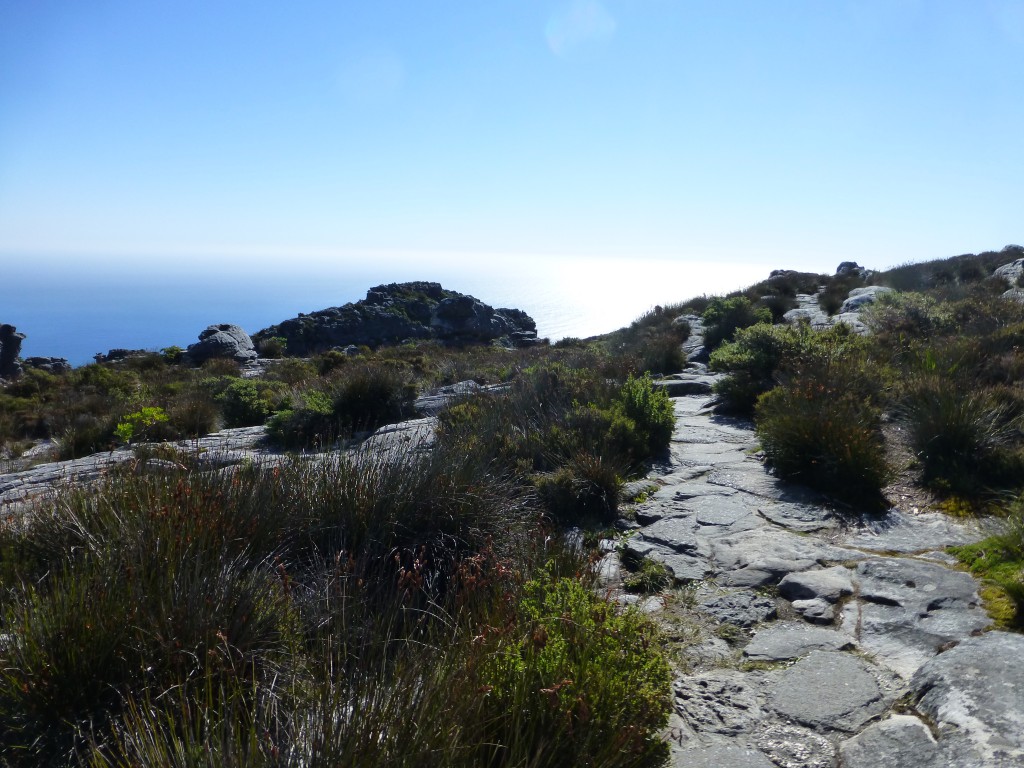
(330, 363, 415, 433)
(535, 452, 622, 524)
(898, 377, 1022, 494)
(701, 297, 772, 350)
(711, 322, 864, 415)
(218, 379, 272, 428)
(755, 357, 891, 503)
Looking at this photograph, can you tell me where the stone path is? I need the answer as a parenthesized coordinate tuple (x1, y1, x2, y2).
(612, 379, 1024, 767)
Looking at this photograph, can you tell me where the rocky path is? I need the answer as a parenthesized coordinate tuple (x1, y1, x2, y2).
(615, 382, 1024, 767)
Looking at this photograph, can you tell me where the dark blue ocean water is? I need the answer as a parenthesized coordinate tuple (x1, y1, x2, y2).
(4, 253, 763, 366)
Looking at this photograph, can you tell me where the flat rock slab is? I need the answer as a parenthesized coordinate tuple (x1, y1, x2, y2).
(745, 622, 853, 661)
(675, 670, 765, 736)
(697, 591, 777, 628)
(910, 632, 1024, 766)
(707, 467, 821, 504)
(758, 500, 836, 533)
(779, 566, 854, 603)
(671, 744, 774, 768)
(768, 651, 887, 732)
(712, 528, 863, 588)
(846, 510, 983, 554)
(843, 557, 991, 678)
(839, 715, 943, 768)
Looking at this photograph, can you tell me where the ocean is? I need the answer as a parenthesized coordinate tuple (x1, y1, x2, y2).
(5, 252, 771, 366)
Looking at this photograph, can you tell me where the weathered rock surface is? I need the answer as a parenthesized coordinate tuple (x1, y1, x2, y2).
(744, 622, 853, 661)
(768, 651, 888, 732)
(839, 285, 893, 313)
(22, 356, 72, 374)
(253, 282, 538, 355)
(909, 632, 1024, 766)
(186, 324, 258, 364)
(0, 324, 26, 379)
(618, 376, 1013, 766)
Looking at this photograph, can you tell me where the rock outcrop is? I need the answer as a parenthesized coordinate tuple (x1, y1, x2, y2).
(23, 357, 71, 374)
(0, 324, 26, 379)
(186, 324, 258, 365)
(253, 282, 538, 356)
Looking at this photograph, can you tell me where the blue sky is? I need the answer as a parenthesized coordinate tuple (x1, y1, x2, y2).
(1, 0, 1022, 274)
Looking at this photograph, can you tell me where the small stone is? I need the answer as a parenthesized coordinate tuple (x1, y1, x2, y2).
(756, 723, 836, 768)
(792, 598, 835, 624)
(671, 744, 774, 768)
(779, 566, 854, 603)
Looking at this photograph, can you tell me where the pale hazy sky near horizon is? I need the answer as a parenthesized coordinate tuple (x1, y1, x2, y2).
(1, 0, 1022, 276)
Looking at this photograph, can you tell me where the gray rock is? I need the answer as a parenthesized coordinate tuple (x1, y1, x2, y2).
(186, 324, 258, 364)
(674, 670, 765, 736)
(846, 509, 982, 554)
(22, 356, 72, 374)
(755, 723, 836, 768)
(843, 557, 991, 678)
(839, 715, 942, 768)
(768, 650, 887, 732)
(840, 285, 893, 313)
(697, 591, 777, 628)
(0, 324, 25, 378)
(779, 566, 854, 603)
(836, 261, 867, 277)
(744, 622, 853, 661)
(413, 380, 485, 415)
(993, 257, 1024, 285)
(671, 744, 774, 768)
(655, 375, 716, 397)
(758, 500, 836, 532)
(791, 597, 835, 623)
(910, 632, 1024, 765)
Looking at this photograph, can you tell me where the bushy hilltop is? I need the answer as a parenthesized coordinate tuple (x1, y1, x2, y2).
(253, 280, 539, 355)
(0, 246, 1023, 765)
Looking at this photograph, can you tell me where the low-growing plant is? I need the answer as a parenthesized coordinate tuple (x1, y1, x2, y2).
(475, 566, 671, 767)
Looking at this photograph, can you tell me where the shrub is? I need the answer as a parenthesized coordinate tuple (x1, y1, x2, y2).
(476, 568, 671, 767)
(256, 336, 287, 359)
(218, 379, 272, 428)
(755, 357, 891, 503)
(114, 406, 170, 444)
(330, 363, 415, 434)
(535, 452, 623, 524)
(266, 390, 334, 449)
(711, 322, 864, 415)
(898, 377, 1021, 494)
(616, 372, 675, 455)
(701, 297, 772, 350)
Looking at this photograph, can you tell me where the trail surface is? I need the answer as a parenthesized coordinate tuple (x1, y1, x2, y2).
(618, 378, 1024, 767)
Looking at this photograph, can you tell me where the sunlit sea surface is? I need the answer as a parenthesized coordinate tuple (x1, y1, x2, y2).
(6, 252, 771, 366)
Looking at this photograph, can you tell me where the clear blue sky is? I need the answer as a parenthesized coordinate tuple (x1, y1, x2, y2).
(1, 0, 1022, 273)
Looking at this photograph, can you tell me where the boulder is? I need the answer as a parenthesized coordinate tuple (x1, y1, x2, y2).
(22, 357, 72, 374)
(993, 258, 1024, 286)
(186, 324, 258, 365)
(836, 261, 867, 277)
(839, 286, 893, 313)
(0, 324, 26, 379)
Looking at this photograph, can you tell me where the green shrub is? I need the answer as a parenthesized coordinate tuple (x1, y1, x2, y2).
(218, 379, 272, 428)
(755, 358, 891, 503)
(266, 390, 334, 449)
(476, 568, 670, 767)
(616, 372, 675, 455)
(621, 555, 673, 593)
(114, 406, 170, 444)
(711, 322, 863, 415)
(330, 363, 415, 433)
(701, 296, 772, 350)
(898, 377, 1021, 494)
(535, 452, 623, 524)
